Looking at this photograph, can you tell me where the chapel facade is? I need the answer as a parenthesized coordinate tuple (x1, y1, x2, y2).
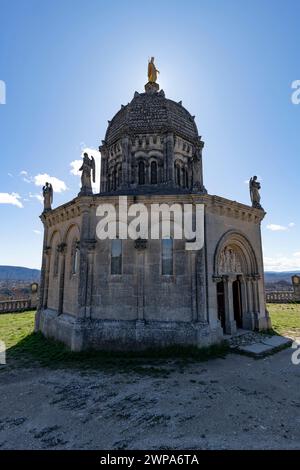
(36, 68, 271, 351)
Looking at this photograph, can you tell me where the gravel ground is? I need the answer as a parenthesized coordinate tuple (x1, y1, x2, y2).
(0, 348, 300, 450)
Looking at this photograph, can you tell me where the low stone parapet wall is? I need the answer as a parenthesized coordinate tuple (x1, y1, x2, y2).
(0, 299, 32, 313)
(266, 291, 294, 303)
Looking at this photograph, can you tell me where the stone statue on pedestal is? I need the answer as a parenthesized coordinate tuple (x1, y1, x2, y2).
(249, 176, 262, 209)
(78, 152, 95, 196)
(42, 182, 53, 212)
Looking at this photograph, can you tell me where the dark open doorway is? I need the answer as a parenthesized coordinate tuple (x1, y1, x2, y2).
(232, 278, 243, 328)
(217, 281, 226, 331)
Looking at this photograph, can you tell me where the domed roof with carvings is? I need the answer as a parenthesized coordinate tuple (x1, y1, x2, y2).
(104, 83, 199, 146)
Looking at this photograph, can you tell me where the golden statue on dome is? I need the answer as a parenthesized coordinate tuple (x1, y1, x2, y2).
(148, 57, 159, 83)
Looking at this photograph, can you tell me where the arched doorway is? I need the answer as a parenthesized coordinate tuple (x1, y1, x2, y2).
(214, 231, 260, 335)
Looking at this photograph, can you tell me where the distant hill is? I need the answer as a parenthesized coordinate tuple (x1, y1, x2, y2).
(264, 271, 300, 284)
(0, 266, 40, 282)
(0, 265, 298, 285)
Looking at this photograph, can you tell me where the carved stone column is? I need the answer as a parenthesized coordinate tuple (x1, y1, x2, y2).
(85, 239, 96, 319)
(190, 251, 197, 322)
(42, 246, 51, 309)
(145, 161, 150, 185)
(121, 136, 130, 189)
(135, 239, 147, 322)
(223, 275, 237, 335)
(57, 242, 67, 315)
(37, 214, 48, 312)
(252, 274, 261, 328)
(195, 248, 208, 323)
(78, 203, 92, 319)
(238, 274, 252, 330)
(100, 146, 108, 193)
(165, 132, 174, 185)
(192, 140, 206, 193)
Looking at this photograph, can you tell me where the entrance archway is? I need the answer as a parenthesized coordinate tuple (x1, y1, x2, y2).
(213, 230, 260, 335)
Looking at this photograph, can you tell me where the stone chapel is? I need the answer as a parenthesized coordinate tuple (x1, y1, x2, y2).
(36, 65, 271, 351)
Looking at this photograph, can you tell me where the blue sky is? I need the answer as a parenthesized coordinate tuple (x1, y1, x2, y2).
(0, 0, 299, 271)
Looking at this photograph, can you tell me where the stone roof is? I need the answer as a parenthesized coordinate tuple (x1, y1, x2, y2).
(104, 88, 199, 145)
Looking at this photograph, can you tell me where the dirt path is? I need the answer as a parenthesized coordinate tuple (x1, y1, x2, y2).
(0, 348, 300, 450)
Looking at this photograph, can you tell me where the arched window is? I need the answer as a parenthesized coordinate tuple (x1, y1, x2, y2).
(181, 168, 185, 188)
(112, 169, 116, 191)
(177, 166, 181, 187)
(162, 238, 173, 275)
(117, 166, 122, 188)
(72, 241, 79, 275)
(185, 168, 189, 188)
(138, 161, 145, 185)
(111, 239, 122, 275)
(150, 161, 157, 184)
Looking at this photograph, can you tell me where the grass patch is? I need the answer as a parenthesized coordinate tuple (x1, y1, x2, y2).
(267, 303, 300, 338)
(1, 305, 299, 372)
(0, 311, 229, 373)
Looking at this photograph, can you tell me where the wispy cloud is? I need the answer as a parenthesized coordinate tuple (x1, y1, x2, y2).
(0, 192, 23, 208)
(70, 160, 82, 176)
(33, 230, 42, 235)
(33, 173, 67, 193)
(264, 254, 300, 272)
(20, 170, 33, 184)
(20, 170, 67, 193)
(266, 223, 295, 232)
(29, 193, 43, 204)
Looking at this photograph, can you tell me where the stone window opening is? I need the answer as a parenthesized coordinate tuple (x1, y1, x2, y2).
(53, 246, 59, 277)
(111, 238, 122, 275)
(117, 166, 122, 188)
(112, 169, 117, 191)
(185, 168, 189, 188)
(71, 241, 79, 275)
(138, 161, 145, 185)
(162, 238, 173, 275)
(150, 161, 158, 184)
(175, 165, 181, 187)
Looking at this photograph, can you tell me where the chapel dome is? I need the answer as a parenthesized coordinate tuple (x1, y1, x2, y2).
(105, 87, 199, 145)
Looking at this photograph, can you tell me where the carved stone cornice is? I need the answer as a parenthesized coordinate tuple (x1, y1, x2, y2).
(206, 195, 266, 224)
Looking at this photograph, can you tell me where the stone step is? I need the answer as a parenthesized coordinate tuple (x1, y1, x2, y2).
(235, 336, 292, 358)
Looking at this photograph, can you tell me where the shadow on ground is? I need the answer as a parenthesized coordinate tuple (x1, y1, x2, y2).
(5, 331, 230, 376)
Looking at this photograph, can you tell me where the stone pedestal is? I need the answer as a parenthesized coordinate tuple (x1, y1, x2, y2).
(144, 81, 159, 93)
